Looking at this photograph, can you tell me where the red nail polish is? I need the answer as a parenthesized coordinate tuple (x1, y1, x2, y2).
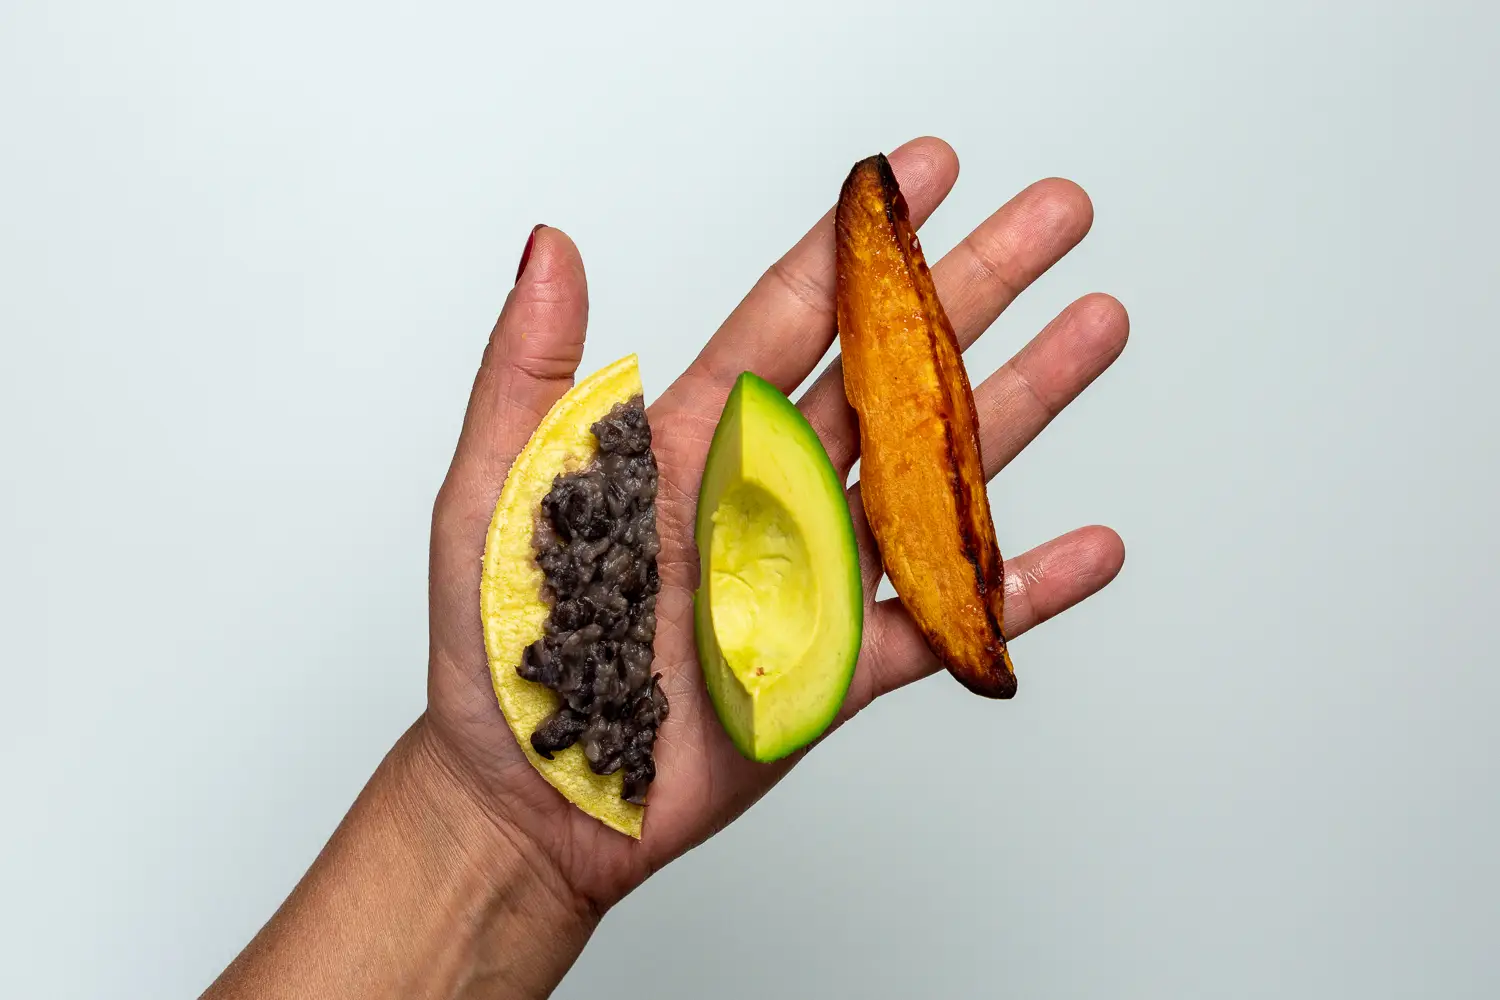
(515, 224, 545, 284)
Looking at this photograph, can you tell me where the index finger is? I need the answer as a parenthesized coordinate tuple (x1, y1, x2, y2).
(655, 137, 960, 417)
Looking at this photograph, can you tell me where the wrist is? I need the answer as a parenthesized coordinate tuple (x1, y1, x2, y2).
(399, 715, 599, 997)
(202, 716, 596, 1000)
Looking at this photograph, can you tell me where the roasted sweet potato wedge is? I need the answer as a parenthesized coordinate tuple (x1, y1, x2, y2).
(835, 154, 1016, 698)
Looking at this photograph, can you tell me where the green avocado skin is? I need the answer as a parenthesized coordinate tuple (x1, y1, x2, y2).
(693, 372, 864, 763)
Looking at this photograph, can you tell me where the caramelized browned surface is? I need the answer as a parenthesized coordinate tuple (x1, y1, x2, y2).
(835, 154, 1016, 698)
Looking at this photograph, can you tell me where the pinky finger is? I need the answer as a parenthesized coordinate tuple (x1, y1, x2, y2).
(849, 525, 1126, 709)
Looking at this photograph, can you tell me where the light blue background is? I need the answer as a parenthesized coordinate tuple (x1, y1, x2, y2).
(2, 1, 1497, 996)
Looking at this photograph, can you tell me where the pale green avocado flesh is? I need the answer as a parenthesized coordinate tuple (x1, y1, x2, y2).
(694, 372, 863, 762)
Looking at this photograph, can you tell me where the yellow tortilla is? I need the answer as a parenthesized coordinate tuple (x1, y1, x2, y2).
(480, 354, 646, 838)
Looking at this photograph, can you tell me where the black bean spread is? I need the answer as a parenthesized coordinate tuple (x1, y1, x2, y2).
(520, 397, 668, 805)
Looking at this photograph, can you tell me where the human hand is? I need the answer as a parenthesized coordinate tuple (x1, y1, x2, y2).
(419, 136, 1128, 918)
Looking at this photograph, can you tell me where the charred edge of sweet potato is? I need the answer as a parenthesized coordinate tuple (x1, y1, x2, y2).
(939, 420, 1017, 699)
(866, 152, 1017, 699)
(873, 153, 903, 226)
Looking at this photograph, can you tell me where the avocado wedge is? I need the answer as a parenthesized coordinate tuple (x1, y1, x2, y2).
(694, 373, 862, 762)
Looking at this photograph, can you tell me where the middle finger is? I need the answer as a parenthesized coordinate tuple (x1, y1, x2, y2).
(801, 177, 1096, 468)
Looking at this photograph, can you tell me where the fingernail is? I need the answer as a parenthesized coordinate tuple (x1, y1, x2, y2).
(515, 224, 545, 285)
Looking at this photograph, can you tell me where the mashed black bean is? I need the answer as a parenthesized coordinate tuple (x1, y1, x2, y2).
(519, 397, 667, 805)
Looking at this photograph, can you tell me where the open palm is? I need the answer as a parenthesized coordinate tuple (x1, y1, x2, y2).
(422, 137, 1128, 914)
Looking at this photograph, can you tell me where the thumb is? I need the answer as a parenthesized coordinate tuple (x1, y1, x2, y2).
(430, 225, 589, 667)
(464, 224, 590, 461)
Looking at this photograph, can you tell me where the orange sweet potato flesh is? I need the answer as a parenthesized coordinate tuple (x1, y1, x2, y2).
(835, 154, 1016, 699)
